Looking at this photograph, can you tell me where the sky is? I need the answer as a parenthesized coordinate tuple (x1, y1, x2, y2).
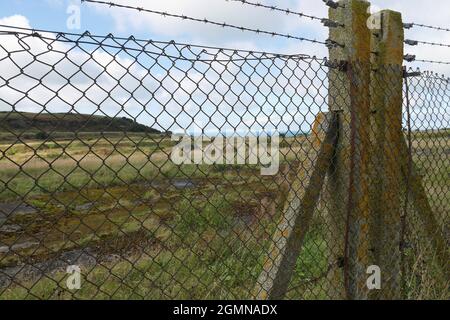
(0, 0, 449, 72)
(0, 0, 448, 133)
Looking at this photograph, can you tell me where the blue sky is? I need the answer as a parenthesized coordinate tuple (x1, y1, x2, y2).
(1, 0, 449, 71)
(0, 0, 324, 57)
(0, 0, 448, 133)
(0, 0, 128, 38)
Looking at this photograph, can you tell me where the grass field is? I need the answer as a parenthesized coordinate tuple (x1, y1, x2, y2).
(0, 126, 448, 299)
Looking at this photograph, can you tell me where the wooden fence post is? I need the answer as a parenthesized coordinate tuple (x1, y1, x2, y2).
(326, 0, 372, 299)
(369, 10, 404, 299)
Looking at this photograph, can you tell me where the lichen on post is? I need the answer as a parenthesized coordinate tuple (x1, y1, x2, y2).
(369, 10, 404, 299)
(326, 0, 372, 299)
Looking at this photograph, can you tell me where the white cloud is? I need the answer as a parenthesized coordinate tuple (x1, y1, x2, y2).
(371, 0, 450, 74)
(86, 0, 326, 54)
(86, 0, 450, 74)
(1, 0, 449, 133)
(0, 14, 31, 29)
(0, 22, 327, 133)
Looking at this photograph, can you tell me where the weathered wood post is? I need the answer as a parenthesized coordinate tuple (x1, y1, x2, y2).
(369, 10, 404, 299)
(326, 0, 372, 299)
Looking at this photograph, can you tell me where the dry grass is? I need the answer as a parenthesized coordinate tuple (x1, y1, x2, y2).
(0, 131, 448, 299)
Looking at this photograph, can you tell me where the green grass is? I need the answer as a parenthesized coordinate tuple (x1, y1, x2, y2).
(0, 130, 448, 300)
(1, 187, 327, 300)
(0, 206, 328, 300)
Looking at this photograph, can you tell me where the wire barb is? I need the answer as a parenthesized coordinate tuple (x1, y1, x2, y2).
(226, 0, 340, 26)
(407, 39, 450, 48)
(81, 0, 326, 45)
(0, 18, 448, 301)
(415, 58, 450, 65)
(404, 22, 450, 32)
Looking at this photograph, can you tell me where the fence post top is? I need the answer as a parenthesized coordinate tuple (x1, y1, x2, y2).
(328, 0, 371, 61)
(337, 0, 371, 8)
(370, 8, 404, 66)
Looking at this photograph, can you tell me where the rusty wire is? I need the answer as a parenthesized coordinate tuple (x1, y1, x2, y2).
(405, 39, 450, 48)
(414, 59, 450, 65)
(0, 24, 448, 300)
(81, 0, 327, 45)
(400, 68, 413, 299)
(404, 22, 450, 32)
(225, 0, 334, 24)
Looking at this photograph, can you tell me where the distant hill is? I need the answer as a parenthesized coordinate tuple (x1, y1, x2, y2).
(0, 111, 167, 134)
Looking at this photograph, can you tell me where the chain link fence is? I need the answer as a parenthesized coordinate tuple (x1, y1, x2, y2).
(400, 70, 449, 299)
(0, 27, 448, 299)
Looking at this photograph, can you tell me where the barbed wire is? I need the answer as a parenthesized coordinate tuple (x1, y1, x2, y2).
(81, 0, 326, 45)
(0, 24, 316, 58)
(405, 39, 450, 48)
(0, 25, 319, 63)
(224, 0, 339, 26)
(404, 22, 450, 32)
(404, 54, 450, 65)
(0, 30, 305, 63)
(415, 59, 450, 65)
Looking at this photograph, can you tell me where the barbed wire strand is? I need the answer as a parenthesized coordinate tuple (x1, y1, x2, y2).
(225, 0, 325, 23)
(81, 0, 326, 45)
(404, 22, 450, 33)
(0, 24, 320, 61)
(405, 39, 450, 48)
(415, 59, 450, 65)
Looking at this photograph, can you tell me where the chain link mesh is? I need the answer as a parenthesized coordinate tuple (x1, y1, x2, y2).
(0, 27, 447, 300)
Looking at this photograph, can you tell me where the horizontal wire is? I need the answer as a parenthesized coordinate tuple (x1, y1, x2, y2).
(414, 59, 450, 65)
(405, 39, 450, 48)
(405, 22, 450, 33)
(81, 0, 326, 45)
(0, 30, 253, 62)
(225, 0, 326, 22)
(417, 71, 450, 82)
(0, 24, 320, 59)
